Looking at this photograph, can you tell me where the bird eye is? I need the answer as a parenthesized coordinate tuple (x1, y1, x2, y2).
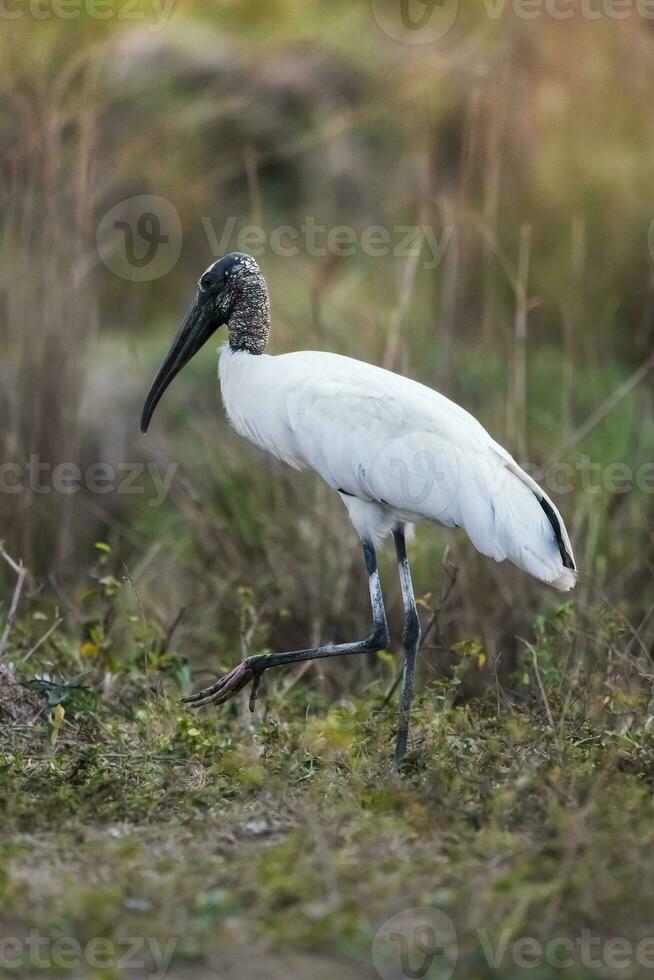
(199, 274, 213, 291)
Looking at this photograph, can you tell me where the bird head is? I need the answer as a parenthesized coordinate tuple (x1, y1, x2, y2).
(140, 252, 269, 433)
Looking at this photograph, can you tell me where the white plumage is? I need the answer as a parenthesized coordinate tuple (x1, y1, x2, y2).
(219, 346, 576, 591)
(142, 251, 576, 762)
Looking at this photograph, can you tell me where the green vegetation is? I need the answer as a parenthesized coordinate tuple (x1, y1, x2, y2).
(1, 565, 654, 978)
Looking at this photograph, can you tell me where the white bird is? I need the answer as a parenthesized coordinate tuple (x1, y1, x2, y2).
(141, 251, 576, 763)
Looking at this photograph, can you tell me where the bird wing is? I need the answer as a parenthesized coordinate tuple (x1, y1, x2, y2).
(282, 352, 576, 590)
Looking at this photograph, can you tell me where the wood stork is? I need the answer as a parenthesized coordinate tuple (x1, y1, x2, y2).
(141, 252, 576, 763)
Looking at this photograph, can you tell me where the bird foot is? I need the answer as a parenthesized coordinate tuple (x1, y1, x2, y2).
(181, 658, 263, 711)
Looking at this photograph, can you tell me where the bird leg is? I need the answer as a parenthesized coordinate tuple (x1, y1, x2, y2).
(182, 540, 390, 710)
(393, 526, 422, 765)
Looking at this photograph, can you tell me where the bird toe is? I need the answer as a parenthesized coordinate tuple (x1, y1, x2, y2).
(181, 661, 254, 708)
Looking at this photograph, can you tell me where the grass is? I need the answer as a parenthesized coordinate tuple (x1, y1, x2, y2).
(1, 589, 654, 979)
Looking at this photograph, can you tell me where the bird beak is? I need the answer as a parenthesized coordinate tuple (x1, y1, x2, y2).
(141, 293, 221, 433)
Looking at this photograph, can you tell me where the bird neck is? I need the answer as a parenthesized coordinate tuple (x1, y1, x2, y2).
(227, 272, 271, 355)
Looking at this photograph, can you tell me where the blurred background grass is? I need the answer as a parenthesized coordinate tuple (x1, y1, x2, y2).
(1, 0, 653, 690)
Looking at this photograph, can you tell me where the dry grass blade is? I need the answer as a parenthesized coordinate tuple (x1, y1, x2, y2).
(550, 350, 654, 463)
(0, 541, 28, 658)
(524, 641, 555, 729)
(23, 616, 62, 662)
(382, 228, 424, 371)
(511, 222, 531, 460)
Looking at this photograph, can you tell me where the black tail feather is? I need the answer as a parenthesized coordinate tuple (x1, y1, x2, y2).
(538, 496, 575, 570)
